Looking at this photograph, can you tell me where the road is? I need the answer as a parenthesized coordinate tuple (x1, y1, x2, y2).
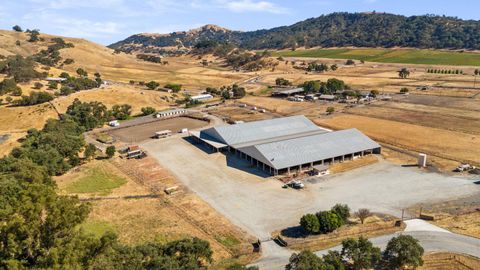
(142, 137, 480, 269)
(254, 220, 480, 270)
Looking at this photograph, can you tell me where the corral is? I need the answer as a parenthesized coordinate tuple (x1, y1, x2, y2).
(108, 117, 208, 143)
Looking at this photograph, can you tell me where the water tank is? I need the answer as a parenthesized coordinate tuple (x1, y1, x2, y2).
(418, 153, 427, 167)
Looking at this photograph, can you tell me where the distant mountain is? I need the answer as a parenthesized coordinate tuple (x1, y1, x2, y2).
(110, 12, 480, 53)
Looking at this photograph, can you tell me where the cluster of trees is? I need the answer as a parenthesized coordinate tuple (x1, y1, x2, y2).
(136, 53, 164, 63)
(225, 50, 277, 71)
(275, 77, 292, 86)
(191, 40, 236, 58)
(305, 62, 338, 73)
(141, 106, 156, 116)
(426, 69, 463, 74)
(300, 204, 350, 234)
(164, 83, 182, 92)
(205, 84, 246, 99)
(27, 29, 41, 42)
(1, 99, 216, 268)
(0, 54, 45, 82)
(65, 99, 132, 129)
(57, 70, 102, 96)
(286, 235, 424, 270)
(33, 37, 75, 67)
(12, 91, 54, 106)
(0, 78, 22, 96)
(300, 78, 348, 94)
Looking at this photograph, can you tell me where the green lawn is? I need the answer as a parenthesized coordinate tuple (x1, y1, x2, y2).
(274, 48, 480, 66)
(66, 166, 127, 195)
(80, 221, 116, 238)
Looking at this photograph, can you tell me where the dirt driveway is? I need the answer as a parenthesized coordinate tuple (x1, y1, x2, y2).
(141, 136, 480, 240)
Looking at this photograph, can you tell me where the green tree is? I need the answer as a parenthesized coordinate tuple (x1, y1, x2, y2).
(227, 263, 259, 270)
(322, 251, 346, 270)
(164, 83, 182, 92)
(330, 64, 338, 71)
(341, 237, 381, 270)
(48, 80, 58, 89)
(232, 84, 246, 98)
(145, 81, 160, 90)
(300, 214, 320, 234)
(28, 29, 40, 42)
(301, 80, 321, 93)
(383, 235, 424, 270)
(326, 107, 335, 115)
(84, 143, 97, 160)
(275, 77, 292, 86)
(398, 68, 410, 79)
(12, 25, 23, 32)
(76, 68, 88, 77)
(286, 251, 327, 270)
(331, 204, 350, 224)
(316, 211, 342, 234)
(326, 78, 346, 92)
(65, 99, 110, 130)
(111, 104, 132, 120)
(0, 78, 22, 95)
(106, 146, 116, 158)
(141, 106, 156, 116)
(345, 59, 355, 65)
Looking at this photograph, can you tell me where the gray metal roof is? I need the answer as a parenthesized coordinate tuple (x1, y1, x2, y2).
(238, 129, 381, 170)
(272, 88, 304, 95)
(201, 115, 327, 148)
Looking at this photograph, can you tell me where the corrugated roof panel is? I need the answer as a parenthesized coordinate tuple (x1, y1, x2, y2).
(239, 129, 381, 170)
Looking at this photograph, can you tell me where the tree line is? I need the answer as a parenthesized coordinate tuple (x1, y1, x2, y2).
(0, 100, 215, 269)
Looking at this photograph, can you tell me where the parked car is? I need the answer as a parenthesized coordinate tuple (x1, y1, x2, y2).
(288, 180, 305, 189)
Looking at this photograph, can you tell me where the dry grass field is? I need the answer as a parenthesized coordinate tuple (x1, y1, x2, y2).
(314, 115, 480, 165)
(431, 212, 480, 239)
(421, 252, 480, 270)
(55, 159, 256, 264)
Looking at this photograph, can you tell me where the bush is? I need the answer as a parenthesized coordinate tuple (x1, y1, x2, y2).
(300, 214, 320, 234)
(331, 203, 350, 224)
(11, 87, 22, 96)
(12, 25, 23, 32)
(400, 87, 409, 93)
(33, 82, 43, 89)
(345, 59, 355, 65)
(316, 211, 342, 234)
(164, 83, 182, 92)
(145, 81, 159, 90)
(326, 107, 335, 114)
(106, 146, 116, 158)
(141, 106, 156, 116)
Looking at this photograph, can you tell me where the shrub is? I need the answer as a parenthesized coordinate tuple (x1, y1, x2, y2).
(141, 106, 156, 116)
(33, 82, 43, 89)
(106, 146, 116, 158)
(331, 204, 350, 224)
(400, 87, 409, 93)
(345, 59, 355, 65)
(145, 81, 159, 90)
(164, 83, 182, 92)
(316, 211, 342, 234)
(300, 214, 320, 234)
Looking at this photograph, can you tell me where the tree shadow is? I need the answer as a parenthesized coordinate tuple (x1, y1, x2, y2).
(280, 225, 309, 239)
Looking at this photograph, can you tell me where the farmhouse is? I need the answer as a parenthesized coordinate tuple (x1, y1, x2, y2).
(191, 116, 381, 175)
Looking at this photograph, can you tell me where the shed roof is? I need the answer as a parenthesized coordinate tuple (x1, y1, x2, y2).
(200, 115, 328, 148)
(238, 129, 381, 170)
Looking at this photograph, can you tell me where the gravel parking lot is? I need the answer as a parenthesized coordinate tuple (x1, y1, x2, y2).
(142, 136, 480, 239)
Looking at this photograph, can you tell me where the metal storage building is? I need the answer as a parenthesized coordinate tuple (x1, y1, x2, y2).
(192, 115, 381, 175)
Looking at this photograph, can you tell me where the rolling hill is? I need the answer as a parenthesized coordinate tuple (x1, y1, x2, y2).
(110, 12, 480, 53)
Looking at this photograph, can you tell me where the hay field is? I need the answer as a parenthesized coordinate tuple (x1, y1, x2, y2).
(314, 114, 480, 164)
(275, 47, 480, 66)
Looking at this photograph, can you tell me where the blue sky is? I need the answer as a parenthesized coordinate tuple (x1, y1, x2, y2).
(0, 0, 479, 45)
